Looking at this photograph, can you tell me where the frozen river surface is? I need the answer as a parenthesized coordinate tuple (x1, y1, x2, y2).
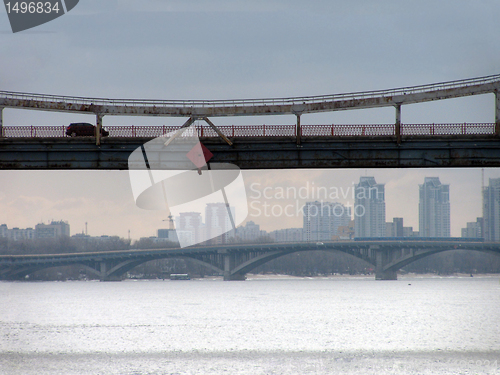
(1, 275, 499, 374)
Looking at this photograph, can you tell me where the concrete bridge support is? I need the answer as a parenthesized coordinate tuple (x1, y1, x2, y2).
(77, 259, 128, 281)
(98, 261, 122, 281)
(374, 246, 398, 280)
(222, 252, 246, 281)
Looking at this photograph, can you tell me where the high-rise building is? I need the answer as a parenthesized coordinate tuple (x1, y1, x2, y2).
(461, 218, 483, 239)
(385, 217, 418, 237)
(0, 224, 36, 241)
(35, 221, 70, 238)
(236, 221, 264, 242)
(205, 203, 236, 244)
(386, 217, 404, 237)
(0, 224, 8, 238)
(418, 177, 450, 237)
(483, 178, 500, 241)
(303, 201, 351, 241)
(354, 177, 386, 237)
(403, 227, 419, 237)
(270, 228, 303, 242)
(157, 228, 178, 243)
(176, 212, 203, 244)
(337, 220, 355, 240)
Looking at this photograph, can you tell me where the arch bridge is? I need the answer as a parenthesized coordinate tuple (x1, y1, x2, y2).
(1, 74, 500, 169)
(1, 240, 499, 281)
(1, 73, 500, 138)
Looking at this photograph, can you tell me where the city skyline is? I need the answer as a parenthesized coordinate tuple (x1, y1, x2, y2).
(2, 171, 499, 242)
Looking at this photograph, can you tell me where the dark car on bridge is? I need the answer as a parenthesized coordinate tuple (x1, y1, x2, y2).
(66, 123, 109, 137)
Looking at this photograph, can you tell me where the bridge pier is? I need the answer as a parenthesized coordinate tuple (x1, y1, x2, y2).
(375, 269, 398, 280)
(222, 252, 246, 281)
(98, 260, 122, 281)
(101, 275, 122, 281)
(224, 273, 246, 281)
(374, 246, 398, 280)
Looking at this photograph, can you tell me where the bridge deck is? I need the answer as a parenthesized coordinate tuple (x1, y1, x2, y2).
(1, 134, 499, 169)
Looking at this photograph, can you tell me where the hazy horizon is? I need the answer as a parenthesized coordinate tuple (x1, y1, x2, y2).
(1, 0, 500, 240)
(1, 168, 499, 240)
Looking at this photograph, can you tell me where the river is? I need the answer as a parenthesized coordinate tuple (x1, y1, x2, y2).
(1, 275, 499, 374)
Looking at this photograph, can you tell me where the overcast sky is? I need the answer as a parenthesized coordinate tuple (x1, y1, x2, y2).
(1, 0, 500, 239)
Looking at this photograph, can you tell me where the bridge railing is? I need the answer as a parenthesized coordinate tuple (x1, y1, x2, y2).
(1, 74, 499, 109)
(1, 123, 496, 138)
(301, 124, 396, 136)
(197, 125, 297, 137)
(401, 123, 495, 136)
(2, 125, 67, 137)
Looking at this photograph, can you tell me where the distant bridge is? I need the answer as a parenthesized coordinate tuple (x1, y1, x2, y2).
(1, 74, 500, 169)
(1, 240, 499, 281)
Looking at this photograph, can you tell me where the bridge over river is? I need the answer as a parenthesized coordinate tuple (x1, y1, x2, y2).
(1, 74, 500, 169)
(1, 240, 499, 281)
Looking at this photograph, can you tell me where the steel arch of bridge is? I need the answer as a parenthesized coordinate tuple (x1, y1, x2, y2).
(1, 240, 499, 281)
(1, 74, 500, 117)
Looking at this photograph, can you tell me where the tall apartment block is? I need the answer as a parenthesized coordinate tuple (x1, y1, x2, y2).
(483, 178, 500, 241)
(418, 177, 450, 237)
(354, 177, 386, 238)
(35, 221, 70, 238)
(303, 201, 351, 241)
(177, 212, 203, 245)
(205, 203, 236, 244)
